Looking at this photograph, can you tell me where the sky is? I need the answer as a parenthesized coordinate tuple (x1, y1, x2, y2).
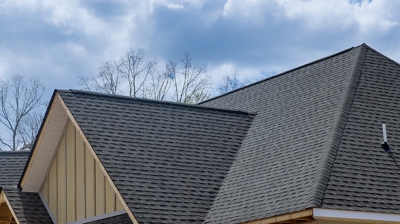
(0, 0, 400, 99)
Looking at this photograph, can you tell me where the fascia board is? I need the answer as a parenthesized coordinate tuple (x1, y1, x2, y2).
(313, 208, 400, 223)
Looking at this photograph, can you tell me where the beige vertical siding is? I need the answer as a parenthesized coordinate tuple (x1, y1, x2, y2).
(85, 146, 96, 218)
(57, 136, 66, 224)
(40, 120, 124, 224)
(76, 129, 85, 220)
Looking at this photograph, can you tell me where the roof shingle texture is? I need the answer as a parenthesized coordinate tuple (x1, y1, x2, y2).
(84, 213, 132, 224)
(0, 152, 29, 187)
(0, 152, 52, 223)
(321, 47, 400, 212)
(2, 187, 53, 223)
(200, 46, 366, 223)
(58, 90, 255, 224)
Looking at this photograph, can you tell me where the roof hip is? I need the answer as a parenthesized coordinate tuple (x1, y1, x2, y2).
(315, 44, 369, 207)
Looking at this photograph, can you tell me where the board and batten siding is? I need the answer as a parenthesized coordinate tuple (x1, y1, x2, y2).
(40, 121, 124, 224)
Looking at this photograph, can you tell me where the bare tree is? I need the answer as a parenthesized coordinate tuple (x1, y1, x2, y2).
(145, 61, 175, 100)
(18, 111, 44, 150)
(79, 62, 120, 94)
(218, 69, 247, 94)
(97, 61, 122, 94)
(78, 48, 212, 104)
(79, 61, 122, 95)
(0, 75, 46, 151)
(120, 48, 158, 97)
(172, 53, 211, 103)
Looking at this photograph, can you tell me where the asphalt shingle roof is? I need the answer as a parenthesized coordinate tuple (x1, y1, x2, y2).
(2, 187, 53, 223)
(0, 151, 29, 187)
(0, 152, 52, 223)
(6, 43, 397, 223)
(320, 45, 400, 213)
(84, 213, 132, 224)
(58, 90, 255, 224)
(200, 44, 400, 223)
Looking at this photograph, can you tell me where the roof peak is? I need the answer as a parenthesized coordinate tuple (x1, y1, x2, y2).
(200, 44, 374, 105)
(315, 44, 369, 207)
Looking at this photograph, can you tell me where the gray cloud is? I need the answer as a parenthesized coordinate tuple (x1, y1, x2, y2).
(0, 0, 399, 97)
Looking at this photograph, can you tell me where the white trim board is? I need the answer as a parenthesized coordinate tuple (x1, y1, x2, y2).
(313, 208, 400, 223)
(67, 210, 127, 224)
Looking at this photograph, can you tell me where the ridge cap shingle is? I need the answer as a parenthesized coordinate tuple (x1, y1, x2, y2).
(58, 89, 257, 116)
(0, 151, 30, 154)
(199, 45, 363, 105)
(313, 44, 369, 207)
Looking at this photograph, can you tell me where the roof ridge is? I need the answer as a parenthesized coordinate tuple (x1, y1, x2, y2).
(199, 45, 357, 105)
(363, 44, 400, 67)
(313, 44, 369, 207)
(59, 89, 257, 116)
(0, 151, 30, 154)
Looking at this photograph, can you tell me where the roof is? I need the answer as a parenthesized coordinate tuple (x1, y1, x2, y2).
(1, 187, 53, 223)
(200, 44, 400, 223)
(58, 90, 255, 224)
(0, 152, 52, 223)
(0, 151, 29, 187)
(84, 213, 132, 224)
(9, 43, 400, 223)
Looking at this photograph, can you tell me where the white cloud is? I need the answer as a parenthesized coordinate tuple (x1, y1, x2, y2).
(0, 56, 9, 79)
(208, 63, 271, 96)
(277, 0, 398, 32)
(0, 0, 39, 12)
(149, 0, 206, 13)
(39, 0, 118, 37)
(221, 0, 399, 33)
(222, 0, 279, 25)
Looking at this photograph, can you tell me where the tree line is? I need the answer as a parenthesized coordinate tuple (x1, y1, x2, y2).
(0, 48, 248, 151)
(79, 48, 247, 104)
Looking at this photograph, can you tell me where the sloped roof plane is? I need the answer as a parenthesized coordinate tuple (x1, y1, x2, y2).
(58, 90, 255, 223)
(0, 152, 53, 223)
(0, 152, 29, 187)
(201, 44, 400, 223)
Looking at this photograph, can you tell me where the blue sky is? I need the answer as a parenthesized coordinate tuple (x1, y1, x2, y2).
(0, 0, 399, 98)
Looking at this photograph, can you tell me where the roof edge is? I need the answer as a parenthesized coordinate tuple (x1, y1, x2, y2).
(0, 151, 30, 154)
(313, 208, 400, 223)
(61, 89, 256, 116)
(18, 89, 59, 187)
(313, 44, 369, 207)
(0, 188, 20, 224)
(199, 45, 358, 105)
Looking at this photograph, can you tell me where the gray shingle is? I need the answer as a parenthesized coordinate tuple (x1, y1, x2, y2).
(201, 45, 365, 223)
(321, 46, 400, 213)
(2, 187, 53, 223)
(0, 151, 29, 187)
(84, 213, 132, 224)
(0, 152, 52, 223)
(58, 90, 255, 224)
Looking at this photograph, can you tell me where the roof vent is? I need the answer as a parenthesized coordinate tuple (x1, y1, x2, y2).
(381, 124, 393, 153)
(381, 124, 400, 169)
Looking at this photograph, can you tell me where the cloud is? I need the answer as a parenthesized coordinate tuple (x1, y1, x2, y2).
(0, 0, 400, 101)
(275, 0, 399, 32)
